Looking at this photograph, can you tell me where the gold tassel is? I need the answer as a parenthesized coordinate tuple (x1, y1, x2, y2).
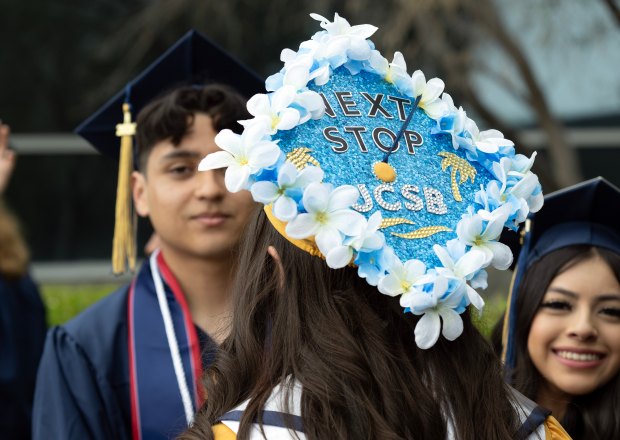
(113, 103, 137, 274)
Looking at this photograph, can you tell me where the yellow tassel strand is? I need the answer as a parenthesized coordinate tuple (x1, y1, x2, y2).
(113, 103, 137, 274)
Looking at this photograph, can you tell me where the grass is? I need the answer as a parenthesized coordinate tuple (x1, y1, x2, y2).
(471, 293, 506, 339)
(40, 284, 123, 327)
(40, 282, 508, 340)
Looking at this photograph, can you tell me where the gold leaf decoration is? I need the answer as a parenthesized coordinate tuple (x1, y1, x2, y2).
(437, 151, 476, 202)
(391, 226, 452, 239)
(287, 147, 320, 170)
(379, 218, 416, 229)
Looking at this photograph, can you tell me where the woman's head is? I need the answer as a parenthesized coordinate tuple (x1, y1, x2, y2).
(512, 246, 620, 406)
(184, 208, 519, 440)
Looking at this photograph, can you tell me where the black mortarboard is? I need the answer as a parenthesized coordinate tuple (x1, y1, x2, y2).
(76, 29, 264, 160)
(502, 177, 620, 368)
(75, 30, 264, 274)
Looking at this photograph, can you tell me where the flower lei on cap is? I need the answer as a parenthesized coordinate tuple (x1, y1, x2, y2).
(200, 13, 543, 349)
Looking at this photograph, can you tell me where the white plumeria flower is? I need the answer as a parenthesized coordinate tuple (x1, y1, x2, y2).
(464, 118, 514, 154)
(345, 211, 385, 252)
(378, 258, 430, 301)
(402, 276, 466, 349)
(329, 211, 387, 269)
(283, 61, 313, 91)
(504, 154, 543, 213)
(198, 123, 280, 193)
(266, 55, 315, 92)
(510, 171, 543, 211)
(294, 90, 326, 123)
(294, 41, 332, 85)
(286, 183, 366, 268)
(490, 156, 512, 189)
(367, 51, 413, 95)
(411, 70, 447, 119)
(433, 240, 487, 310)
(456, 211, 513, 270)
(244, 86, 301, 134)
(251, 163, 324, 222)
(310, 13, 377, 61)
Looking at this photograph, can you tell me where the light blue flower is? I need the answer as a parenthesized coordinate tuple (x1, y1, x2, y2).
(432, 93, 469, 150)
(355, 245, 396, 287)
(432, 239, 486, 310)
(251, 162, 324, 222)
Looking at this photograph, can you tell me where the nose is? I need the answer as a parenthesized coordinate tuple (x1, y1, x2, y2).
(567, 309, 598, 342)
(195, 169, 226, 200)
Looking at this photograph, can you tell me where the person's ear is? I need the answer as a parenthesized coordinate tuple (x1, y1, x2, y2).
(132, 171, 149, 217)
(267, 245, 285, 289)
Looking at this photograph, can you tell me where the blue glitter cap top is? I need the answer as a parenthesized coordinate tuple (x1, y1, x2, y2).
(199, 12, 544, 349)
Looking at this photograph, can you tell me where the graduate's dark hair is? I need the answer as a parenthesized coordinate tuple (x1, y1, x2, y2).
(181, 208, 520, 440)
(135, 84, 249, 172)
(493, 245, 620, 439)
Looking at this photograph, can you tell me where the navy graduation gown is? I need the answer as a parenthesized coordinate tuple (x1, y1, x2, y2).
(0, 273, 46, 439)
(32, 262, 216, 440)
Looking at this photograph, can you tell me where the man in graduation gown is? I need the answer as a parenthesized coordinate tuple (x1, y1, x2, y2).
(32, 31, 263, 440)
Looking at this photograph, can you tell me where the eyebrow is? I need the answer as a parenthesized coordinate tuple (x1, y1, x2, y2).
(159, 150, 203, 162)
(547, 287, 620, 303)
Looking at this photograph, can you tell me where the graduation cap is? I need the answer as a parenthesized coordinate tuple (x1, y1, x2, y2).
(199, 13, 544, 349)
(501, 177, 620, 367)
(76, 29, 264, 274)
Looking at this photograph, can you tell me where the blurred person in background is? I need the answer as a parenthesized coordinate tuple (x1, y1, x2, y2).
(495, 177, 620, 439)
(32, 32, 263, 440)
(0, 122, 47, 439)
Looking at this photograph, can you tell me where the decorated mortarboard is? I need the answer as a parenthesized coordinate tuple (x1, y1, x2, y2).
(200, 13, 543, 349)
(76, 29, 264, 274)
(501, 177, 620, 367)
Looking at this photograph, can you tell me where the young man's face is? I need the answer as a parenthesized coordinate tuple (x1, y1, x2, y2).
(133, 113, 256, 262)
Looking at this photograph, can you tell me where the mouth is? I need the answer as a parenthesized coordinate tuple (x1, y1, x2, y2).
(554, 350, 604, 361)
(552, 348, 606, 367)
(191, 212, 230, 226)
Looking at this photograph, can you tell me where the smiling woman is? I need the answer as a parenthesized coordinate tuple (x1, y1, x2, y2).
(495, 177, 620, 439)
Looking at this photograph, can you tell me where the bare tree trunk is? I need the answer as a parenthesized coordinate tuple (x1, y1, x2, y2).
(465, 0, 582, 188)
(409, 3, 558, 191)
(602, 0, 620, 26)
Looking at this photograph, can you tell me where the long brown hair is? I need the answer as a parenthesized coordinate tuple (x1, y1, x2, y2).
(0, 200, 29, 278)
(494, 246, 620, 439)
(182, 208, 519, 439)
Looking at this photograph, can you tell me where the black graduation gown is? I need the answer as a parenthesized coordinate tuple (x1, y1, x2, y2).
(0, 273, 47, 439)
(32, 285, 215, 440)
